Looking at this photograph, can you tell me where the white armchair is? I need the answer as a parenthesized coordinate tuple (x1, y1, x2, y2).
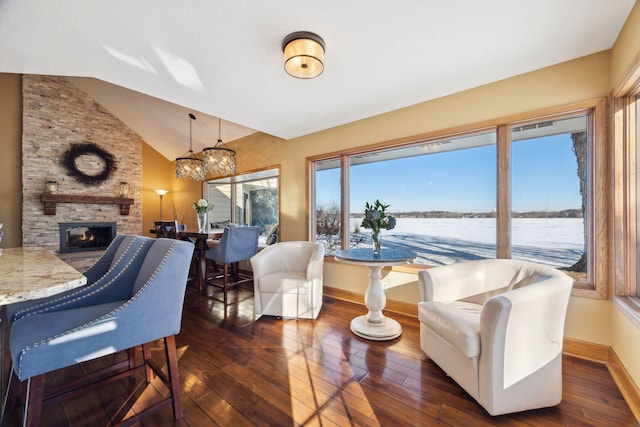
(250, 241, 324, 319)
(417, 259, 573, 416)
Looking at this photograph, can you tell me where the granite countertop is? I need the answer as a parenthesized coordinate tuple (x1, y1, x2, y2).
(0, 247, 87, 305)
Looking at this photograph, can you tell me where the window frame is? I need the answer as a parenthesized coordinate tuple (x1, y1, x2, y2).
(613, 58, 640, 322)
(308, 99, 607, 297)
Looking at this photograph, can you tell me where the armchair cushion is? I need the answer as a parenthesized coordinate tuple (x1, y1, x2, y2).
(418, 301, 482, 358)
(257, 271, 308, 293)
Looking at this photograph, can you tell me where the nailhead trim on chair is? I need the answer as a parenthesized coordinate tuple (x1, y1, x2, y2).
(16, 241, 178, 379)
(11, 238, 145, 322)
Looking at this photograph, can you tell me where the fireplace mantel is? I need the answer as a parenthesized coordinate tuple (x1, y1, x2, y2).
(41, 194, 134, 215)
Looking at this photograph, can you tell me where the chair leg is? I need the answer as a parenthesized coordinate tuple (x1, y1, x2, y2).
(128, 347, 136, 370)
(164, 335, 183, 420)
(24, 375, 45, 427)
(1, 369, 20, 425)
(232, 262, 240, 281)
(223, 263, 229, 307)
(142, 343, 154, 382)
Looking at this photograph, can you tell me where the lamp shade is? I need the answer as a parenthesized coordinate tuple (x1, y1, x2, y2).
(203, 117, 236, 178)
(203, 147, 236, 177)
(283, 31, 325, 79)
(175, 156, 205, 181)
(175, 113, 205, 181)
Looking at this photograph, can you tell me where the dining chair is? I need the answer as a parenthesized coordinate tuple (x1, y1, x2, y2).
(154, 220, 179, 239)
(5, 237, 194, 426)
(205, 226, 260, 306)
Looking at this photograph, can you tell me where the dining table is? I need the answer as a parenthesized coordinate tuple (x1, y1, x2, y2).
(178, 228, 225, 291)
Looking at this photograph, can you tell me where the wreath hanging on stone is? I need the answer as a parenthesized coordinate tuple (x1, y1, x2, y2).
(62, 142, 117, 185)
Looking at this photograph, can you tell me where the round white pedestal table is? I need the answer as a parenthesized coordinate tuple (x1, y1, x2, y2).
(333, 248, 416, 341)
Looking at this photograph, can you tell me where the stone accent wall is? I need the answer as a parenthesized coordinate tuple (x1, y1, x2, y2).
(22, 75, 143, 269)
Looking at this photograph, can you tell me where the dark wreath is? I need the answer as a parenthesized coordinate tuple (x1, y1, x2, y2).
(62, 142, 117, 185)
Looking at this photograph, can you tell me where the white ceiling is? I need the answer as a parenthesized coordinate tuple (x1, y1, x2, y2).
(0, 0, 635, 160)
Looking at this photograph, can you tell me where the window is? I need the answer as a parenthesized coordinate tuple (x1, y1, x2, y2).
(346, 133, 496, 265)
(314, 158, 342, 252)
(511, 115, 590, 283)
(206, 168, 279, 242)
(311, 105, 601, 289)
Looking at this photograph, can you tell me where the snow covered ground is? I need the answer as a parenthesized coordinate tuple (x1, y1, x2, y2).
(347, 217, 584, 267)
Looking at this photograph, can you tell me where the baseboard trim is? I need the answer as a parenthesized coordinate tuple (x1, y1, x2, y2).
(558, 338, 640, 422)
(323, 287, 640, 421)
(607, 347, 640, 422)
(562, 338, 610, 363)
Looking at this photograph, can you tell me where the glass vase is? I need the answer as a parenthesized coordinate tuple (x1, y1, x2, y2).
(197, 212, 208, 233)
(371, 228, 381, 256)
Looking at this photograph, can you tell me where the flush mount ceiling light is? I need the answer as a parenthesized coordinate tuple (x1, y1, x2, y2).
(175, 113, 205, 181)
(282, 31, 325, 79)
(203, 118, 236, 178)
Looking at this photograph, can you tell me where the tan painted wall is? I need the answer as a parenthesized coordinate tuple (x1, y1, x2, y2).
(0, 73, 22, 248)
(141, 154, 208, 233)
(140, 143, 204, 234)
(141, 142, 173, 237)
(611, 308, 640, 386)
(611, 0, 640, 90)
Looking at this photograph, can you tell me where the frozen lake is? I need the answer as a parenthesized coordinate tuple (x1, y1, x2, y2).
(346, 217, 584, 267)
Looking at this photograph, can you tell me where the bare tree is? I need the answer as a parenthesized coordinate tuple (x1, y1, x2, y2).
(316, 201, 341, 252)
(565, 131, 587, 272)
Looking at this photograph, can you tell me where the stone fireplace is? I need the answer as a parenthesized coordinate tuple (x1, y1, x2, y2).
(21, 75, 143, 271)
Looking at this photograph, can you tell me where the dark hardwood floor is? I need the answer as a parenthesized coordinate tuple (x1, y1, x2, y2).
(5, 283, 638, 426)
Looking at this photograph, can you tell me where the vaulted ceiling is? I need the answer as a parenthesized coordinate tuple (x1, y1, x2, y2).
(0, 1, 634, 160)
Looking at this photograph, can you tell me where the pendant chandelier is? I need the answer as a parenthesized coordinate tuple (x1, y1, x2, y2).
(203, 118, 236, 177)
(175, 113, 205, 181)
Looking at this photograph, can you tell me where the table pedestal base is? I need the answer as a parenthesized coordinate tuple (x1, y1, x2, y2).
(350, 315, 402, 341)
(334, 248, 415, 342)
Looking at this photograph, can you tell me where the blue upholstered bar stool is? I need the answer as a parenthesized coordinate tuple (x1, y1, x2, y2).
(205, 226, 260, 307)
(6, 234, 153, 325)
(4, 238, 194, 426)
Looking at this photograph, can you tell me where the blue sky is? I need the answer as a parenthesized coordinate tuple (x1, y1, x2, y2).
(316, 134, 582, 213)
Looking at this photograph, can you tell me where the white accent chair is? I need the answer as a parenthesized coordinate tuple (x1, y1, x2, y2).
(250, 241, 324, 319)
(417, 259, 573, 416)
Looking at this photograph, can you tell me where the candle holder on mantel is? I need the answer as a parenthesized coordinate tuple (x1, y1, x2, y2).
(45, 180, 59, 195)
(119, 182, 130, 198)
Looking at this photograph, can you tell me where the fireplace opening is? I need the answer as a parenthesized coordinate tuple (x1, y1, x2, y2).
(59, 222, 116, 254)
